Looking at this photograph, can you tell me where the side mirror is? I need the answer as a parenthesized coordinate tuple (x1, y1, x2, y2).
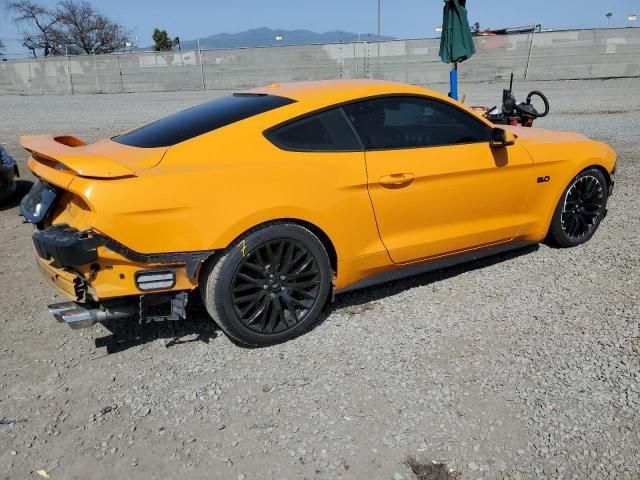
(490, 128, 516, 148)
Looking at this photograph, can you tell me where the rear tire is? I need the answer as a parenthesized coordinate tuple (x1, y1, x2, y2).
(547, 168, 608, 248)
(201, 223, 332, 347)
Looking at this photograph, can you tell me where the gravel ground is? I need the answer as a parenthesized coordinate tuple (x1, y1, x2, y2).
(0, 78, 638, 480)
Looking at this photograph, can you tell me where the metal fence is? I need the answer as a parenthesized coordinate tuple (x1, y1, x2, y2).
(1, 27, 639, 95)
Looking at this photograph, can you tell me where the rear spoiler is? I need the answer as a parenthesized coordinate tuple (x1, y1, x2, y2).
(20, 135, 136, 179)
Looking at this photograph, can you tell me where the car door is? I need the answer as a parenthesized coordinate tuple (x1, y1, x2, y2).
(343, 95, 534, 264)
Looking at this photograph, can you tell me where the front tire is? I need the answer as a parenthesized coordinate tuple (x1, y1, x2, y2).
(201, 223, 332, 347)
(547, 168, 609, 248)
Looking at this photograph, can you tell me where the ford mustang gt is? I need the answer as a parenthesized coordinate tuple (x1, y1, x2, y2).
(20, 80, 616, 346)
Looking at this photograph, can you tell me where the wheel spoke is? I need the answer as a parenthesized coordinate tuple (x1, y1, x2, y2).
(289, 279, 320, 289)
(258, 302, 272, 332)
(237, 272, 262, 286)
(575, 214, 586, 235)
(280, 294, 299, 324)
(280, 242, 295, 273)
(565, 215, 577, 238)
(265, 299, 282, 333)
(243, 261, 265, 275)
(292, 257, 314, 275)
(286, 251, 306, 273)
(234, 291, 265, 304)
(274, 241, 285, 271)
(240, 294, 263, 317)
(577, 179, 587, 195)
(255, 248, 267, 268)
(583, 202, 601, 212)
(290, 288, 315, 300)
(246, 296, 270, 325)
(234, 282, 258, 294)
(582, 186, 597, 200)
(274, 297, 288, 329)
(288, 268, 319, 280)
(571, 215, 582, 237)
(265, 243, 277, 269)
(579, 212, 593, 229)
(284, 294, 311, 308)
(230, 237, 322, 335)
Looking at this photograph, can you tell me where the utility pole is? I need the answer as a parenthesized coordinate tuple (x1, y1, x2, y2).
(377, 0, 381, 42)
(197, 38, 205, 91)
(377, 0, 381, 58)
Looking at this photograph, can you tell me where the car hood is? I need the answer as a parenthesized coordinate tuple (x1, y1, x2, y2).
(504, 125, 588, 145)
(20, 135, 167, 178)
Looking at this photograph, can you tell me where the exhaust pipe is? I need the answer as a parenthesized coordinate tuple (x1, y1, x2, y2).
(48, 301, 136, 329)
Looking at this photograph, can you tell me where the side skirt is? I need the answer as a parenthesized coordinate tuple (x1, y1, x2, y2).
(336, 240, 536, 295)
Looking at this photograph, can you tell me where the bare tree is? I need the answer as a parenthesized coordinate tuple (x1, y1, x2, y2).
(5, 0, 63, 57)
(0, 39, 5, 52)
(6, 0, 128, 57)
(55, 0, 128, 54)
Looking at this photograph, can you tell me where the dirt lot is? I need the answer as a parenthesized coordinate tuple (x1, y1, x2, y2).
(1, 79, 639, 480)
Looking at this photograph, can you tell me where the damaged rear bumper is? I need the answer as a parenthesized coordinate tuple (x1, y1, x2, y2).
(30, 225, 207, 328)
(33, 225, 100, 269)
(31, 224, 214, 280)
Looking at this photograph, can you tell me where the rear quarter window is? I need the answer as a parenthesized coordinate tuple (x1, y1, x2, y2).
(113, 94, 295, 148)
(265, 108, 362, 152)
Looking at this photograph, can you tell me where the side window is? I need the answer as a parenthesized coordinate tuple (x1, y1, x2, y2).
(342, 96, 492, 150)
(266, 108, 362, 151)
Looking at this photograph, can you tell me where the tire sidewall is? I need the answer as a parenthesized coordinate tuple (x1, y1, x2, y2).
(206, 224, 332, 346)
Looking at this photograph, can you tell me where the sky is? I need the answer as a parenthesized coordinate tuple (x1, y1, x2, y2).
(1, 0, 638, 56)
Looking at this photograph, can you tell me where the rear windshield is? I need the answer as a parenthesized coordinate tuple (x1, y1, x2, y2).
(113, 93, 295, 148)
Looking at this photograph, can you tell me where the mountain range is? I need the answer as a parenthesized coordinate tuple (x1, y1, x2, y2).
(173, 27, 395, 50)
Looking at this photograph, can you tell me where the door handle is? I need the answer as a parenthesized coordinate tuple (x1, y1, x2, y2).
(379, 173, 415, 188)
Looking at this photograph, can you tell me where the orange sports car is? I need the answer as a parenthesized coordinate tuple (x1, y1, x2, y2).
(20, 80, 616, 346)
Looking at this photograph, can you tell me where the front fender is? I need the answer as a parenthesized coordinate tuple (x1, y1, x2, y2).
(520, 139, 617, 241)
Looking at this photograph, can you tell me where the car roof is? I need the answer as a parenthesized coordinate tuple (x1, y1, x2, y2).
(247, 79, 452, 106)
(244, 80, 494, 130)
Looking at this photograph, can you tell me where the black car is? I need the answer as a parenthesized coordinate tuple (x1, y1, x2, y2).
(0, 146, 19, 202)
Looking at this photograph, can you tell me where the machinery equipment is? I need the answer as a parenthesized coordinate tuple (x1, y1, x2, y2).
(472, 73, 549, 127)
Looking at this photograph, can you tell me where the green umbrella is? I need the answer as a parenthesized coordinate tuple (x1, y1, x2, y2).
(439, 0, 476, 100)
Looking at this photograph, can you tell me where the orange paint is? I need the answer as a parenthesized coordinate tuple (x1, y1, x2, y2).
(21, 80, 617, 301)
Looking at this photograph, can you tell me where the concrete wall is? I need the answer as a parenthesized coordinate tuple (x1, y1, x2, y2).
(1, 28, 639, 95)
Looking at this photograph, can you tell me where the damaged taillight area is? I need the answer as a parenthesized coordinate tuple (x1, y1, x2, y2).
(20, 179, 93, 230)
(20, 181, 58, 224)
(48, 190, 92, 228)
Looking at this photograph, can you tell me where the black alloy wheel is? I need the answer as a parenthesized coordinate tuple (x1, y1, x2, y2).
(202, 223, 332, 347)
(230, 239, 321, 334)
(547, 168, 609, 248)
(560, 175, 605, 240)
